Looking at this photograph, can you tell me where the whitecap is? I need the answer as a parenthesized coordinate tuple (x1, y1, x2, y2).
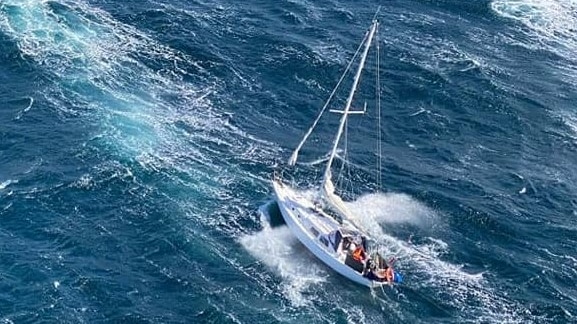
(491, 0, 577, 61)
(0, 180, 17, 190)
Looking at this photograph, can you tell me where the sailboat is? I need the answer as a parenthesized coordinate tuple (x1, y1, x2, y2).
(272, 16, 402, 288)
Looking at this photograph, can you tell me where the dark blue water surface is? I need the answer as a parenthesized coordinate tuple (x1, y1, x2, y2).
(1, 0, 576, 322)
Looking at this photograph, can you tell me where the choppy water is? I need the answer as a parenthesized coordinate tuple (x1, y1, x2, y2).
(1, 0, 576, 323)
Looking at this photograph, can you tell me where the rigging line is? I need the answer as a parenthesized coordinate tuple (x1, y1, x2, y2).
(376, 22, 383, 192)
(372, 6, 382, 22)
(287, 27, 371, 166)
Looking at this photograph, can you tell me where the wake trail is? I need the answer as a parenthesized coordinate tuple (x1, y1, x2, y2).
(0, 0, 280, 193)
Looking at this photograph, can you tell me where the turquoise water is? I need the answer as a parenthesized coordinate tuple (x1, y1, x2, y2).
(1, 0, 576, 322)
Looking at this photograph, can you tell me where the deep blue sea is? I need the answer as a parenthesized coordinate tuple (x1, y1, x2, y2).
(1, 0, 576, 323)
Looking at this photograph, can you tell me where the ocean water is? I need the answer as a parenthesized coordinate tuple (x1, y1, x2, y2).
(0, 0, 576, 323)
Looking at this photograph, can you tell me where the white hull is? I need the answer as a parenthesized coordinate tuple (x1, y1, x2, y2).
(272, 179, 384, 288)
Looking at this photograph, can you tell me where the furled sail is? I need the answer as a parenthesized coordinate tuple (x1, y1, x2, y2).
(321, 176, 353, 220)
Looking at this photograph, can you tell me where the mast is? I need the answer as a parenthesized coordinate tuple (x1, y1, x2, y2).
(321, 20, 379, 190)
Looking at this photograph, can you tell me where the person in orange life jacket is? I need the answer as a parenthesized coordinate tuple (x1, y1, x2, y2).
(375, 266, 395, 284)
(382, 257, 396, 283)
(365, 257, 395, 283)
(352, 244, 367, 262)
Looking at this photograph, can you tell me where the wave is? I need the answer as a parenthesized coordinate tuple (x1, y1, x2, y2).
(344, 192, 528, 322)
(491, 0, 577, 61)
(491, 0, 577, 149)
